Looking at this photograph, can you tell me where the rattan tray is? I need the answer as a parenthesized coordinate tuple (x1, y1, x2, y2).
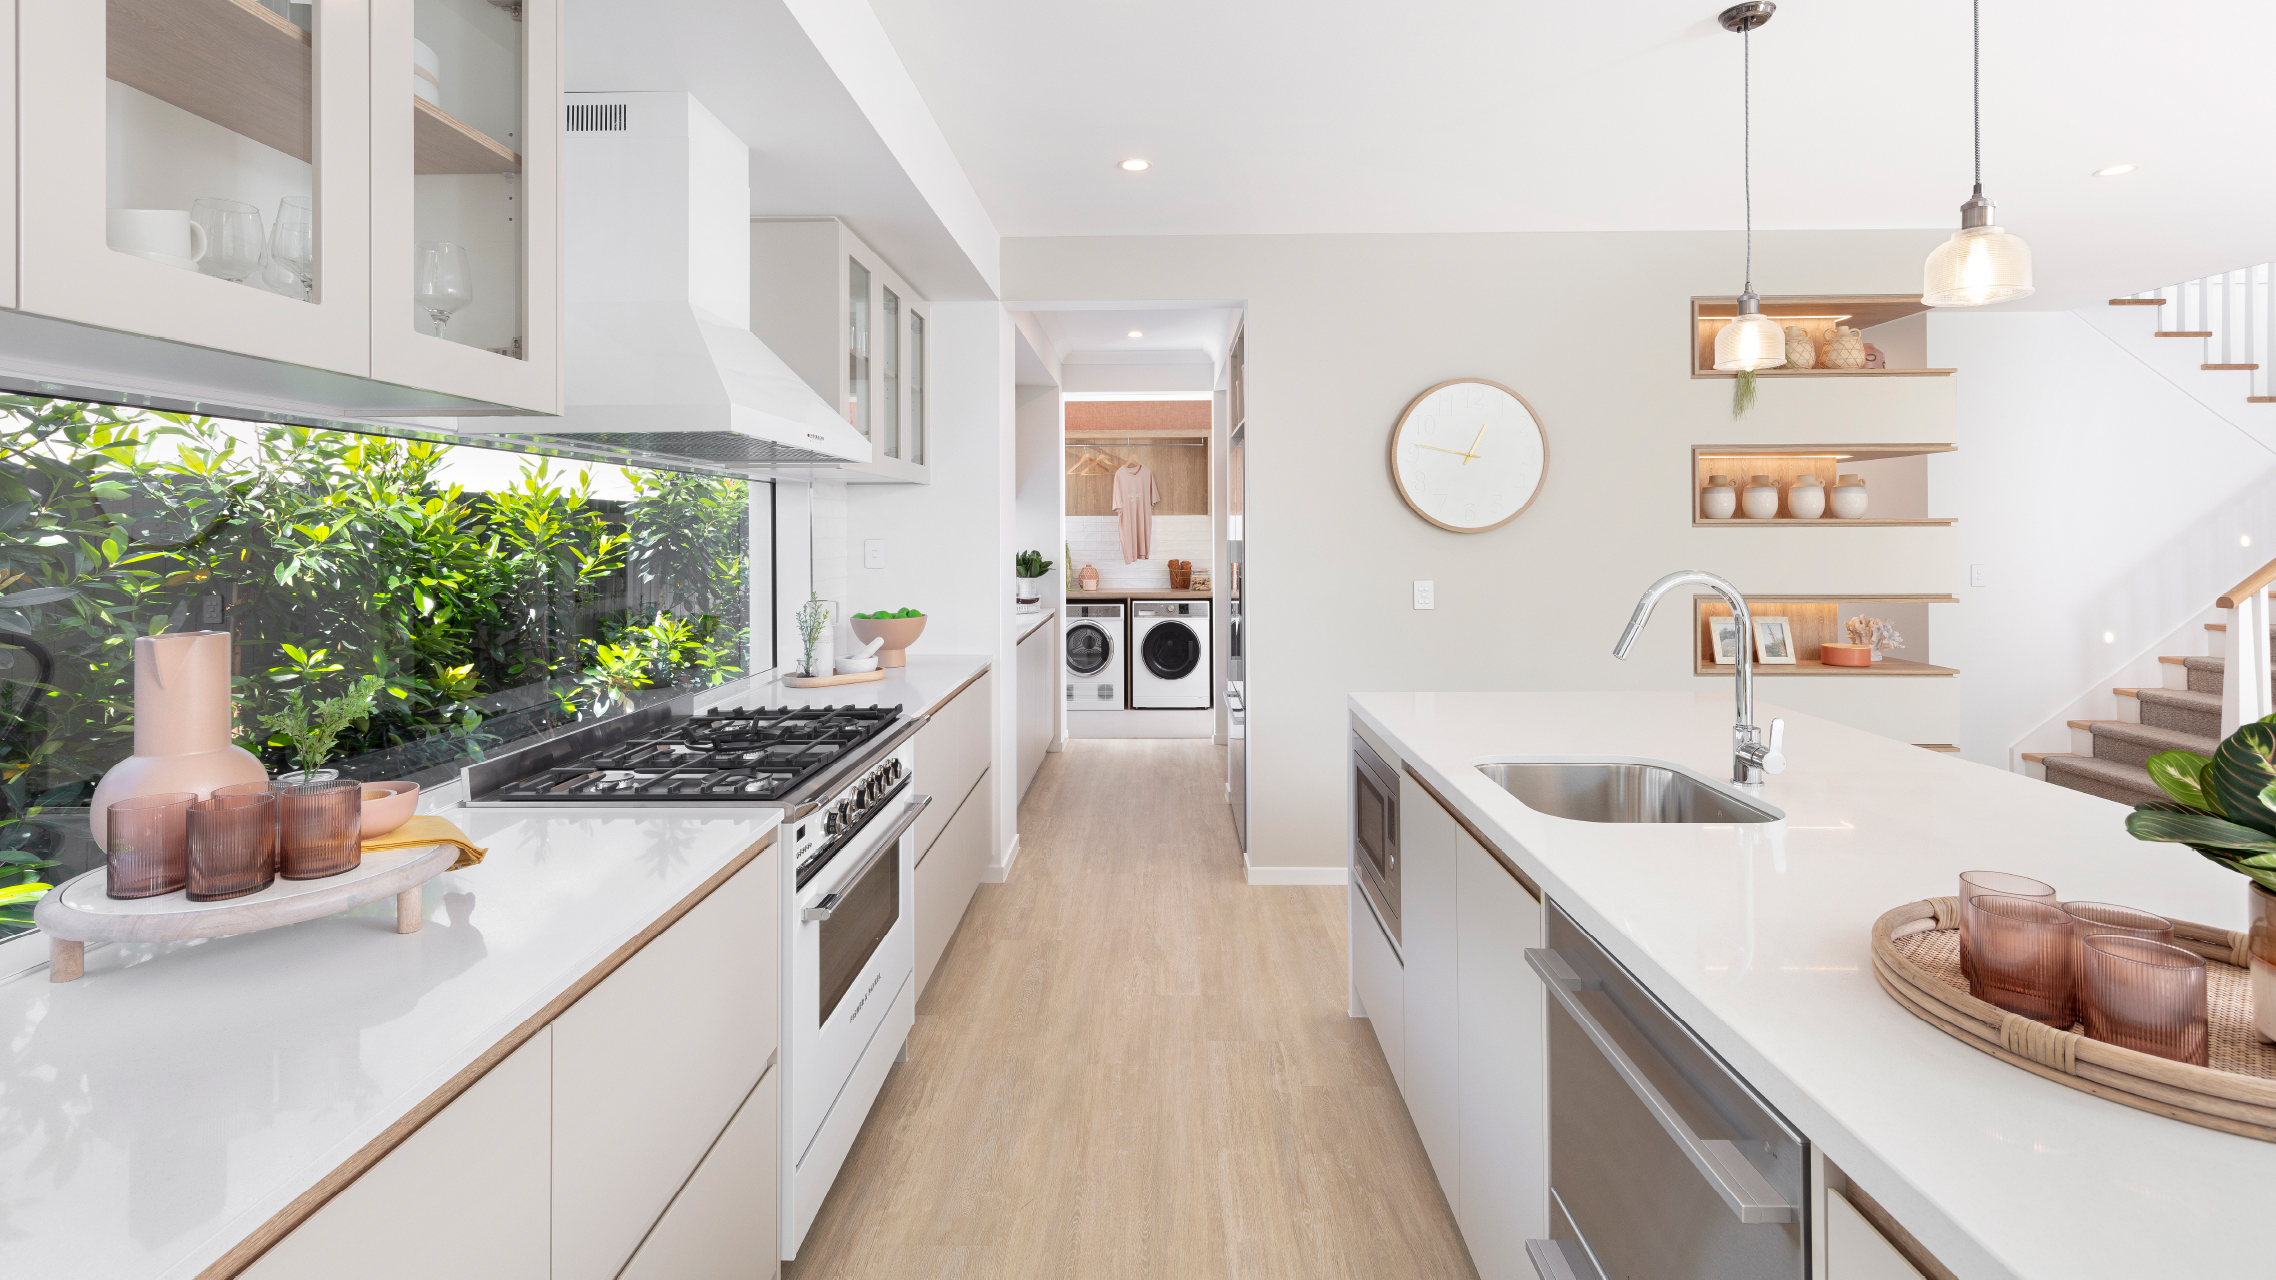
(1872, 896, 2276, 1141)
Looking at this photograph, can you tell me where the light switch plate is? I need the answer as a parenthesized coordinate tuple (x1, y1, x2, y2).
(864, 538, 885, 569)
(1413, 580, 1435, 610)
(1969, 563, 1988, 588)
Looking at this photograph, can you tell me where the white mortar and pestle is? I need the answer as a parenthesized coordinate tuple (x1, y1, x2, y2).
(836, 635, 885, 675)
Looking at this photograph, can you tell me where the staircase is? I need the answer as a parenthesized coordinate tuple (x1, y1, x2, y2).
(2114, 269, 2276, 403)
(2031, 553, 2276, 803)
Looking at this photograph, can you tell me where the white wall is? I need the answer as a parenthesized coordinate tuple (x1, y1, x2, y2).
(1005, 229, 1961, 877)
(1014, 382, 1066, 753)
(845, 302, 1019, 872)
(1929, 309, 2276, 765)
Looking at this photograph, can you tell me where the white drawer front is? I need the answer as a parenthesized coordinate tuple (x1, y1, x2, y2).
(914, 671, 991, 857)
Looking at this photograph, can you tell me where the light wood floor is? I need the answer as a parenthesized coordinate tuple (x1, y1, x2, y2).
(787, 738, 1478, 1279)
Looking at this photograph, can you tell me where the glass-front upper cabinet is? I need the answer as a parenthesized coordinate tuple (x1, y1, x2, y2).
(371, 0, 560, 413)
(748, 217, 930, 483)
(19, 0, 373, 376)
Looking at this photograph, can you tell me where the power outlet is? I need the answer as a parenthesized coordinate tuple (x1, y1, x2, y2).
(1413, 580, 1435, 610)
(1969, 563, 1989, 588)
(864, 538, 886, 569)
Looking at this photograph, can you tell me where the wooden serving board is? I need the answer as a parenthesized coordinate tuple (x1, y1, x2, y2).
(783, 669, 886, 688)
(32, 842, 458, 982)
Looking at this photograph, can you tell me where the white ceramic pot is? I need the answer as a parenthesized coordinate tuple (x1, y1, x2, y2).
(1741, 474, 1780, 520)
(1016, 579, 1041, 604)
(2253, 884, 2276, 1043)
(1700, 485, 1736, 520)
(1830, 482, 1869, 520)
(1787, 479, 1826, 520)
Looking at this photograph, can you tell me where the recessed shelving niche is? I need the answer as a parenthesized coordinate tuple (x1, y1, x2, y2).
(1692, 444, 1956, 527)
(1691, 295, 1954, 379)
(1693, 594, 1958, 677)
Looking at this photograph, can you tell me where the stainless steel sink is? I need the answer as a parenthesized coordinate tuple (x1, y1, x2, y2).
(1477, 760, 1779, 824)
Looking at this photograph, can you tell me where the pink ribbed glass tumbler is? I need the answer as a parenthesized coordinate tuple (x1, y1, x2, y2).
(1957, 871, 2058, 985)
(1965, 893, 2074, 1025)
(279, 779, 362, 879)
(104, 792, 195, 898)
(186, 792, 278, 901)
(2080, 936, 2209, 1065)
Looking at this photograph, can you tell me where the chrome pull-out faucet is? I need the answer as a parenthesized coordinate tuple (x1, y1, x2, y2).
(1612, 569, 1787, 787)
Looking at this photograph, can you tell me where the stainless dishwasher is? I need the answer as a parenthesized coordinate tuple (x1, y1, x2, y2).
(1524, 901, 1805, 1280)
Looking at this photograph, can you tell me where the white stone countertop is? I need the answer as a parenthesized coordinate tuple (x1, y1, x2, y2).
(1015, 608, 1055, 645)
(1350, 690, 2276, 1279)
(749, 652, 991, 719)
(0, 806, 779, 1280)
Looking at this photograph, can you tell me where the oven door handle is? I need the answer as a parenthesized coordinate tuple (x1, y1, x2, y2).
(801, 794, 933, 922)
(1525, 948, 1798, 1225)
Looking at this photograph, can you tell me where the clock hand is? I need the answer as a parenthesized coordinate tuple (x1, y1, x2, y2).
(1416, 444, 1476, 456)
(1463, 422, 1487, 465)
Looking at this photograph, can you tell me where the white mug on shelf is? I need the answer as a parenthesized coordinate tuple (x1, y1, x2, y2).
(107, 209, 208, 273)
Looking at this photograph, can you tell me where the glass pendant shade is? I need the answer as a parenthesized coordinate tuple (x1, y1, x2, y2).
(1922, 224, 2034, 306)
(1714, 311, 1789, 372)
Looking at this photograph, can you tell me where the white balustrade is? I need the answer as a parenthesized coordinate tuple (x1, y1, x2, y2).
(2127, 263, 2276, 399)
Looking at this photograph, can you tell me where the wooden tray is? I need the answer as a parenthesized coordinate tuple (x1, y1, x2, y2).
(1872, 897, 2276, 1141)
(782, 669, 885, 688)
(32, 842, 457, 982)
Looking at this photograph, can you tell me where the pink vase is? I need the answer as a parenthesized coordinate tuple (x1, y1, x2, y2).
(89, 631, 269, 852)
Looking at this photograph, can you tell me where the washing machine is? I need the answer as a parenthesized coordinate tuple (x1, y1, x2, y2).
(1064, 602, 1124, 710)
(1130, 599, 1211, 709)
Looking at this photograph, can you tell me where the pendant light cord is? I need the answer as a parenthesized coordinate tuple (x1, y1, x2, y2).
(1743, 23, 1753, 293)
(1972, 0, 1981, 188)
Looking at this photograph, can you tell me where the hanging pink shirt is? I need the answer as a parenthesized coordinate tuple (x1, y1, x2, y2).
(1112, 463, 1159, 564)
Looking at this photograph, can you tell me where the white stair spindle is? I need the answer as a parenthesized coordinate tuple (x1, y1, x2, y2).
(2223, 587, 2275, 739)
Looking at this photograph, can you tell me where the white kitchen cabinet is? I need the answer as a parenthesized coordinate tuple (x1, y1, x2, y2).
(241, 1027, 553, 1280)
(913, 671, 991, 859)
(1350, 879, 1404, 1088)
(553, 848, 779, 1280)
(1399, 784, 1462, 1203)
(916, 767, 992, 996)
(1455, 831, 1547, 1280)
(1826, 1190, 1927, 1279)
(750, 217, 930, 483)
(619, 1065, 781, 1280)
(13, 0, 558, 413)
(1016, 619, 1055, 802)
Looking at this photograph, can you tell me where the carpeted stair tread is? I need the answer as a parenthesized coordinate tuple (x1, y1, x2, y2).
(2087, 720, 2218, 756)
(2041, 754, 2170, 807)
(2135, 686, 2223, 737)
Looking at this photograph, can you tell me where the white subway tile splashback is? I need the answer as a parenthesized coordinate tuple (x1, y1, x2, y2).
(1066, 515, 1212, 590)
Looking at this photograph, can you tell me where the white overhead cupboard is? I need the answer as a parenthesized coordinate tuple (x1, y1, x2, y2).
(10, 0, 560, 417)
(750, 218, 930, 483)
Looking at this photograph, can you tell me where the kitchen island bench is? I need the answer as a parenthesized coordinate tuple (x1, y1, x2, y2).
(1351, 690, 2276, 1279)
(0, 807, 781, 1280)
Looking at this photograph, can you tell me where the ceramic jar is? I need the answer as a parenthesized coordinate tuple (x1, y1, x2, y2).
(1078, 564, 1099, 591)
(1821, 326, 1867, 370)
(2251, 884, 2276, 1041)
(1830, 473, 1869, 519)
(1787, 474, 1826, 519)
(1741, 473, 1780, 520)
(1700, 474, 1737, 520)
(88, 631, 269, 853)
(1783, 325, 1816, 369)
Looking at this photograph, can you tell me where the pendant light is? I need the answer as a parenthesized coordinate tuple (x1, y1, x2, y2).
(1922, 0, 2033, 306)
(1712, 3, 1786, 376)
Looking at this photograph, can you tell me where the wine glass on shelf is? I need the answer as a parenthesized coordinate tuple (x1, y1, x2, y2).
(190, 198, 266, 284)
(413, 242, 474, 338)
(270, 196, 315, 300)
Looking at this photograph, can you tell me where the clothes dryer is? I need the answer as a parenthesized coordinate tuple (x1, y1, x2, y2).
(1130, 599, 1211, 709)
(1064, 602, 1124, 710)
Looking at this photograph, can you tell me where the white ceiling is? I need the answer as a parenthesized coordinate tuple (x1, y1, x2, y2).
(869, 0, 2276, 307)
(1030, 307, 1240, 365)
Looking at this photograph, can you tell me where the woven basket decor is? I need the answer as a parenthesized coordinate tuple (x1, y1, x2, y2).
(1872, 896, 2276, 1141)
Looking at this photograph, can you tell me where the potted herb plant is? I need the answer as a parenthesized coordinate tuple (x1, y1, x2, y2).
(2126, 718, 2276, 1039)
(795, 592, 834, 679)
(1014, 549, 1053, 604)
(258, 675, 385, 784)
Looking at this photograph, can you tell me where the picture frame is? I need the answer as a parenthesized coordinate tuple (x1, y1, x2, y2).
(1708, 617, 1746, 666)
(1753, 615, 1798, 665)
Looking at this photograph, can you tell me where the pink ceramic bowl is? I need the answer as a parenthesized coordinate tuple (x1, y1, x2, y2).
(359, 781, 420, 838)
(849, 615, 927, 668)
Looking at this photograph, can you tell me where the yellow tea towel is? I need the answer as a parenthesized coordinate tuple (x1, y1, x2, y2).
(361, 815, 487, 870)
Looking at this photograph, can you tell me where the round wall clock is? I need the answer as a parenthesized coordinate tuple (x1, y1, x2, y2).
(1386, 378, 1549, 533)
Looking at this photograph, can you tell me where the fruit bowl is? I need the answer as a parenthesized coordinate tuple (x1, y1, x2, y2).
(848, 615, 926, 668)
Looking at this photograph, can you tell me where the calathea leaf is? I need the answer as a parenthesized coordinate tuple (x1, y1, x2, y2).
(2210, 722, 2276, 836)
(2126, 806, 2276, 857)
(2147, 750, 2216, 812)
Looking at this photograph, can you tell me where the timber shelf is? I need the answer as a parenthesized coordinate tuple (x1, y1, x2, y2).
(1691, 295, 1956, 379)
(1692, 444, 1957, 527)
(1692, 593, 1959, 677)
(109, 0, 520, 174)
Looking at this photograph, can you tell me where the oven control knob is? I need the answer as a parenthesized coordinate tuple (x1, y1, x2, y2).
(825, 811, 841, 835)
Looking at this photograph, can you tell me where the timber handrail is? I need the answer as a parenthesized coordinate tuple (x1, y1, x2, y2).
(2218, 555, 2276, 609)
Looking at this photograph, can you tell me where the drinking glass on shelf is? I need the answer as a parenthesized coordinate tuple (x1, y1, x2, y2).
(2080, 935, 2208, 1065)
(271, 196, 316, 301)
(279, 778, 363, 880)
(105, 792, 195, 899)
(413, 241, 474, 337)
(190, 197, 266, 284)
(187, 791, 278, 901)
(1957, 870, 2057, 983)
(2061, 901, 2174, 1006)
(1964, 893, 2074, 1025)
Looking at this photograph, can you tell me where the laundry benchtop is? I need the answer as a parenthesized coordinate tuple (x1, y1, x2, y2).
(1348, 690, 2275, 1280)
(1065, 588, 1212, 601)
(755, 652, 990, 719)
(0, 806, 779, 1280)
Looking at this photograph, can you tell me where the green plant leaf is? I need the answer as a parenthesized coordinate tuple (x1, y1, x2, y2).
(2212, 723, 2276, 835)
(2146, 750, 2216, 811)
(2126, 806, 2276, 860)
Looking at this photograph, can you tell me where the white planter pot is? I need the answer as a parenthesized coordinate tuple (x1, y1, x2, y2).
(1787, 483, 1825, 520)
(2253, 884, 2276, 1043)
(1016, 580, 1041, 603)
(1830, 484, 1869, 519)
(1700, 486, 1736, 519)
(1741, 486, 1780, 520)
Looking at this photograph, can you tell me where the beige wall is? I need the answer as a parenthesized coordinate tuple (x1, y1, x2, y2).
(1005, 230, 1960, 875)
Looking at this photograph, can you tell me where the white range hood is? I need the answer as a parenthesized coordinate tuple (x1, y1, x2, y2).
(526, 91, 868, 468)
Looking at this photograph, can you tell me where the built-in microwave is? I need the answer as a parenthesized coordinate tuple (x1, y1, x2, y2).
(1350, 733, 1400, 946)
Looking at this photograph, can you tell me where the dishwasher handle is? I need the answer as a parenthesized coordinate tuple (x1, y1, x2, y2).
(1525, 947, 1798, 1226)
